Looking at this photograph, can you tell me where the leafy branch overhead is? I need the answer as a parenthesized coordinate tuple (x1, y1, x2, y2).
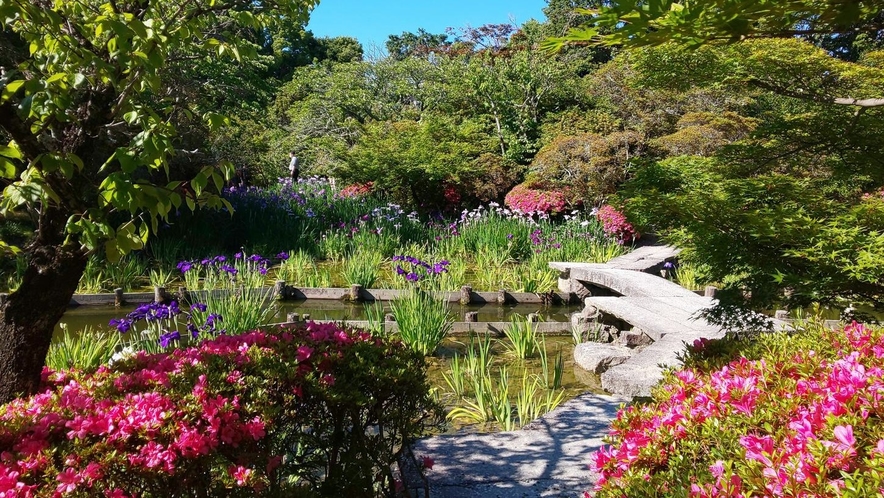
(544, 1, 884, 50)
(0, 0, 316, 260)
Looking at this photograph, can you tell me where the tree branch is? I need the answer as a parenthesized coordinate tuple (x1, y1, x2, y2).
(748, 78, 884, 108)
(833, 97, 884, 107)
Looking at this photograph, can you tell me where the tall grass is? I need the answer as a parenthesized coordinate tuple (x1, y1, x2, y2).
(47, 324, 121, 371)
(318, 231, 350, 261)
(391, 289, 452, 355)
(341, 249, 383, 288)
(200, 286, 275, 336)
(442, 353, 467, 398)
(503, 315, 541, 359)
(278, 251, 332, 288)
(674, 261, 705, 290)
(105, 256, 148, 291)
(77, 256, 106, 293)
(1, 254, 27, 292)
(474, 247, 515, 291)
(363, 301, 387, 337)
(509, 258, 558, 293)
(445, 333, 567, 430)
(149, 267, 175, 287)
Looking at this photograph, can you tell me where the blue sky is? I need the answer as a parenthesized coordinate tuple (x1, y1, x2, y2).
(307, 0, 547, 54)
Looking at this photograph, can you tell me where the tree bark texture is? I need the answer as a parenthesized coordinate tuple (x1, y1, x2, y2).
(0, 206, 87, 404)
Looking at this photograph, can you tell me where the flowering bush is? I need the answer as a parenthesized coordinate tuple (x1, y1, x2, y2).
(339, 182, 374, 198)
(591, 320, 884, 497)
(595, 205, 639, 245)
(504, 185, 567, 216)
(0, 323, 440, 497)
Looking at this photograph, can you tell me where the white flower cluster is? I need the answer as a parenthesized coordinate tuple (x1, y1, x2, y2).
(458, 202, 550, 225)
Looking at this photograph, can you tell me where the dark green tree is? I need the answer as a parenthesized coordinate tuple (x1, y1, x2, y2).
(386, 29, 450, 60)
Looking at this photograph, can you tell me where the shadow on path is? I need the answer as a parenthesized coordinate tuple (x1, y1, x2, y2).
(412, 393, 626, 498)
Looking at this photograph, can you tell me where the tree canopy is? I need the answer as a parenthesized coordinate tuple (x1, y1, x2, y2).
(0, 0, 316, 402)
(544, 0, 884, 50)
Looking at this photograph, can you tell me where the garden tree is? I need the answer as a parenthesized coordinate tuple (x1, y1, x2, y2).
(343, 115, 495, 209)
(385, 29, 450, 60)
(269, 56, 451, 178)
(542, 0, 597, 37)
(524, 131, 645, 206)
(447, 23, 516, 54)
(649, 111, 757, 157)
(0, 0, 316, 403)
(549, 0, 884, 312)
(540, 0, 611, 67)
(449, 48, 581, 163)
(587, 51, 750, 137)
(318, 36, 363, 63)
(266, 22, 362, 79)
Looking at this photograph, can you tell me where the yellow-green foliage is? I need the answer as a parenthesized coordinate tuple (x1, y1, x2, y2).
(526, 131, 645, 205)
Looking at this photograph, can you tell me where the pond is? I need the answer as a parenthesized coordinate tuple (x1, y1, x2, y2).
(427, 335, 603, 434)
(55, 300, 584, 338)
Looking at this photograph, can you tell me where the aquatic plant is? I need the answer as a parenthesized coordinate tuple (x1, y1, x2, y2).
(391, 289, 452, 356)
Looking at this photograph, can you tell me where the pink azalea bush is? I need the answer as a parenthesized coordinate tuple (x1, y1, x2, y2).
(338, 182, 374, 198)
(591, 320, 884, 497)
(0, 323, 439, 497)
(504, 185, 567, 215)
(596, 205, 639, 245)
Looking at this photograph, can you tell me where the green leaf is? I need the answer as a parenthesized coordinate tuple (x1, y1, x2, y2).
(0, 157, 16, 179)
(1, 80, 25, 102)
(70, 73, 87, 88)
(105, 239, 122, 263)
(203, 112, 230, 131)
(0, 143, 22, 160)
(45, 73, 67, 85)
(191, 172, 207, 196)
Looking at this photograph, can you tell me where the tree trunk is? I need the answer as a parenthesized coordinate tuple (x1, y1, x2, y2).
(0, 206, 87, 404)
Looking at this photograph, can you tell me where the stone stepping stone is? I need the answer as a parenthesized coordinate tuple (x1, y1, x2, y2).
(605, 245, 680, 271)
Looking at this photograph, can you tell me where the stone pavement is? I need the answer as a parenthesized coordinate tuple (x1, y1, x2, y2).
(411, 392, 628, 498)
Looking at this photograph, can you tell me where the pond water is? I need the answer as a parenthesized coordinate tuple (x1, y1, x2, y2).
(427, 336, 604, 434)
(56, 301, 584, 337)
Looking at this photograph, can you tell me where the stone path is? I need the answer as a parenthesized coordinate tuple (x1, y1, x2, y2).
(551, 251, 788, 397)
(550, 261, 727, 396)
(412, 392, 627, 498)
(412, 244, 778, 496)
(602, 244, 680, 272)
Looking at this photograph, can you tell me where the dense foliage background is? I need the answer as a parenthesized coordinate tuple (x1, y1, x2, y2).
(206, 1, 884, 314)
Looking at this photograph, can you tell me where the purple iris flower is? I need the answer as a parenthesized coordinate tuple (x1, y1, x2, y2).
(159, 330, 181, 349)
(277, 252, 290, 260)
(109, 318, 132, 333)
(190, 302, 207, 312)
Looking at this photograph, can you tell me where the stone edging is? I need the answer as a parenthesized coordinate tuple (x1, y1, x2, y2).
(63, 284, 577, 307)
